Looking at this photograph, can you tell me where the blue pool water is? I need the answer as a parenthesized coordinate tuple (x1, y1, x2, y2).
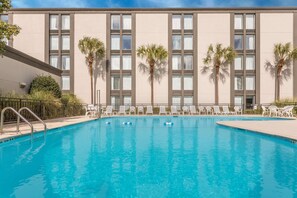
(0, 116, 297, 198)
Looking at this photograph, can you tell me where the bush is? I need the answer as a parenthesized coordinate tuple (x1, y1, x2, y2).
(61, 94, 85, 116)
(29, 75, 61, 98)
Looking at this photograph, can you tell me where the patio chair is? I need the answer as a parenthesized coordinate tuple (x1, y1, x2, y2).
(85, 104, 97, 117)
(213, 106, 221, 115)
(117, 106, 126, 115)
(137, 106, 144, 115)
(182, 106, 189, 115)
(268, 105, 278, 117)
(129, 106, 136, 115)
(190, 105, 198, 115)
(170, 106, 179, 115)
(279, 106, 294, 117)
(261, 106, 269, 116)
(234, 106, 242, 115)
(198, 106, 205, 115)
(146, 106, 153, 115)
(222, 106, 235, 115)
(104, 106, 113, 116)
(159, 106, 167, 115)
(205, 106, 212, 115)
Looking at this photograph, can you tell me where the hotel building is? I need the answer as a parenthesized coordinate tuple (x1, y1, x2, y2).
(1, 8, 297, 109)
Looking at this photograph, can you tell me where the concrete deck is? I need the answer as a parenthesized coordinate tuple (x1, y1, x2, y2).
(0, 116, 97, 142)
(217, 118, 297, 141)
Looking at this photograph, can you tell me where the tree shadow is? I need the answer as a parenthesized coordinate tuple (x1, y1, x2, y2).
(138, 61, 167, 84)
(264, 58, 292, 85)
(93, 57, 107, 104)
(201, 62, 230, 84)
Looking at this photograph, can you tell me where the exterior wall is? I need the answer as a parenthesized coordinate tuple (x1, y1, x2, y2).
(13, 14, 45, 61)
(0, 55, 61, 94)
(260, 13, 294, 103)
(74, 14, 107, 104)
(197, 13, 231, 104)
(135, 14, 169, 104)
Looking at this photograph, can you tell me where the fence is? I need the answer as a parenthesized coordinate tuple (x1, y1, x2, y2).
(0, 97, 86, 123)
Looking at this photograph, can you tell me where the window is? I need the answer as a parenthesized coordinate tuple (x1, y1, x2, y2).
(124, 96, 131, 106)
(50, 55, 59, 68)
(234, 14, 243, 30)
(234, 56, 243, 70)
(246, 76, 255, 90)
(62, 35, 70, 50)
(184, 15, 193, 30)
(123, 15, 131, 30)
(111, 76, 120, 90)
(172, 35, 181, 50)
(123, 55, 132, 70)
(62, 76, 70, 90)
(111, 15, 120, 30)
(246, 55, 255, 70)
(172, 96, 181, 106)
(111, 96, 120, 109)
(62, 55, 70, 70)
(172, 15, 181, 30)
(111, 55, 120, 70)
(50, 35, 59, 50)
(172, 76, 181, 90)
(122, 35, 131, 50)
(246, 14, 255, 30)
(172, 55, 181, 70)
(50, 15, 59, 30)
(184, 76, 193, 90)
(246, 96, 255, 109)
(234, 76, 243, 90)
(184, 96, 193, 105)
(123, 76, 131, 90)
(62, 15, 70, 30)
(234, 96, 243, 106)
(184, 55, 193, 70)
(184, 35, 193, 50)
(0, 15, 8, 23)
(246, 35, 255, 50)
(234, 35, 243, 50)
(111, 35, 120, 50)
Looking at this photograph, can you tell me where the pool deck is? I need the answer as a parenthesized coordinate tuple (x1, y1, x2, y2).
(0, 116, 97, 142)
(217, 117, 297, 141)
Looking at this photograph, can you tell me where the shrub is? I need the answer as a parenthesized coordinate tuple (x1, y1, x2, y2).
(61, 94, 85, 116)
(29, 75, 61, 98)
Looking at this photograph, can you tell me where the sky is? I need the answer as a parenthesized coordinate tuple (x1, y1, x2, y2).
(11, 0, 297, 8)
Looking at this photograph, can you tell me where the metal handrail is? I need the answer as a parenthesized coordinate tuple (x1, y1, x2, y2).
(17, 107, 47, 136)
(0, 107, 34, 138)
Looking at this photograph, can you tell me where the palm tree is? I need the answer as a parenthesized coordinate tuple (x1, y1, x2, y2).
(78, 37, 105, 104)
(137, 44, 168, 105)
(272, 43, 297, 101)
(202, 44, 236, 105)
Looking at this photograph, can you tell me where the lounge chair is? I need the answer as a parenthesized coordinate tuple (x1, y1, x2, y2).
(222, 106, 235, 115)
(117, 106, 126, 115)
(104, 106, 113, 116)
(85, 104, 96, 117)
(198, 106, 205, 115)
(261, 106, 269, 116)
(279, 106, 294, 117)
(234, 106, 242, 115)
(159, 106, 167, 115)
(190, 105, 198, 115)
(182, 106, 189, 115)
(213, 106, 221, 115)
(129, 106, 136, 115)
(269, 105, 278, 117)
(170, 106, 179, 115)
(137, 106, 144, 115)
(205, 106, 212, 115)
(146, 106, 153, 115)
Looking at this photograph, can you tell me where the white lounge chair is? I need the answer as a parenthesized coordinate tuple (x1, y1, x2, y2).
(146, 106, 153, 115)
(104, 106, 113, 116)
(279, 106, 294, 117)
(261, 106, 269, 116)
(269, 105, 278, 117)
(222, 106, 235, 115)
(198, 106, 205, 115)
(182, 106, 189, 115)
(129, 106, 136, 115)
(137, 106, 144, 115)
(170, 106, 179, 115)
(234, 106, 242, 115)
(205, 106, 212, 115)
(213, 106, 221, 115)
(159, 106, 167, 115)
(190, 105, 198, 115)
(85, 104, 96, 117)
(118, 106, 126, 115)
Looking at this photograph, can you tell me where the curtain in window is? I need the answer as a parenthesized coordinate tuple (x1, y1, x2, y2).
(50, 36, 59, 50)
(111, 36, 120, 50)
(111, 55, 120, 70)
(172, 35, 181, 50)
(234, 56, 243, 70)
(62, 35, 70, 50)
(234, 96, 243, 105)
(50, 56, 58, 68)
(62, 56, 70, 70)
(184, 35, 193, 50)
(184, 15, 193, 30)
(184, 96, 193, 105)
(246, 76, 255, 90)
(62, 76, 70, 90)
(246, 35, 255, 50)
(50, 15, 58, 30)
(246, 56, 255, 70)
(111, 15, 120, 30)
(184, 55, 193, 70)
(123, 55, 132, 70)
(172, 55, 181, 70)
(123, 15, 131, 30)
(246, 15, 255, 29)
(234, 15, 243, 29)
(184, 76, 193, 90)
(172, 76, 181, 90)
(62, 15, 70, 30)
(172, 15, 181, 30)
(124, 96, 131, 106)
(111, 77, 120, 90)
(123, 76, 131, 90)
(235, 77, 242, 90)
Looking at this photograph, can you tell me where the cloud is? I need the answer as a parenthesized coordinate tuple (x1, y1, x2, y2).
(12, 0, 90, 8)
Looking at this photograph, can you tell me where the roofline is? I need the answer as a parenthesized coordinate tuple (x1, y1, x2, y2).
(9, 7, 297, 12)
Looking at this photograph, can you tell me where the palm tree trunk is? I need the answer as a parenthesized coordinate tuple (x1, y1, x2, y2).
(150, 64, 154, 106)
(89, 62, 94, 104)
(275, 74, 281, 101)
(215, 66, 219, 105)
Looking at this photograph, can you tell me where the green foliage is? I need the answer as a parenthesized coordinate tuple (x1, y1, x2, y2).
(0, 0, 21, 54)
(137, 44, 168, 65)
(61, 94, 85, 116)
(29, 75, 62, 98)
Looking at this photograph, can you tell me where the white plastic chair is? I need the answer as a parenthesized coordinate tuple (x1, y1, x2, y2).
(129, 106, 136, 115)
(85, 104, 97, 117)
(170, 106, 179, 115)
(222, 106, 234, 115)
(137, 106, 144, 115)
(261, 106, 269, 116)
(198, 106, 205, 115)
(118, 106, 126, 115)
(146, 106, 153, 115)
(213, 106, 221, 115)
(205, 106, 212, 115)
(269, 105, 278, 117)
(104, 106, 113, 116)
(159, 106, 167, 115)
(234, 106, 242, 115)
(190, 105, 198, 115)
(182, 106, 189, 115)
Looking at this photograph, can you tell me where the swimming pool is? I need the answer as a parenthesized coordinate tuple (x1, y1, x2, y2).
(0, 116, 296, 197)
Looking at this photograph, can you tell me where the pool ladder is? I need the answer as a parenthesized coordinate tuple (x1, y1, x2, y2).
(0, 107, 47, 139)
